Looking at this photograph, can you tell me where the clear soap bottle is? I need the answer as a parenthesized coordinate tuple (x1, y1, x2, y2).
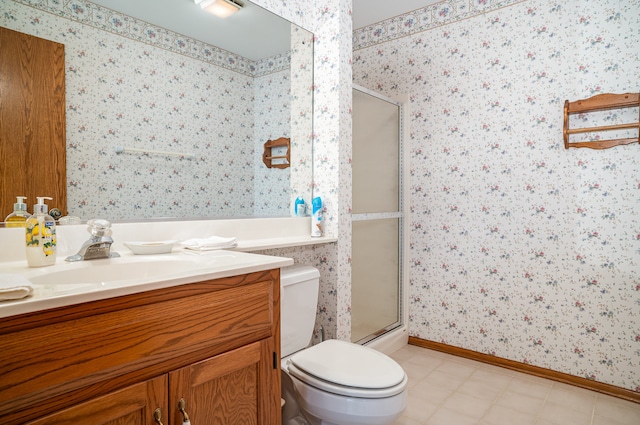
(5, 196, 32, 227)
(25, 197, 57, 267)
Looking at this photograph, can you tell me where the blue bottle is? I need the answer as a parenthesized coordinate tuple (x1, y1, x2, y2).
(294, 196, 306, 217)
(310, 196, 323, 237)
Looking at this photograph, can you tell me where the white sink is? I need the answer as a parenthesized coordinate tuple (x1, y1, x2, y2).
(0, 249, 293, 319)
(28, 255, 215, 286)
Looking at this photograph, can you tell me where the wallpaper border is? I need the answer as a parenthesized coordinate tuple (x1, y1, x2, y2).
(12, 0, 290, 77)
(353, 0, 529, 50)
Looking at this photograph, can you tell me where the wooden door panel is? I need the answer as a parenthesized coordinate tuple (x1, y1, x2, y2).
(0, 27, 66, 218)
(170, 342, 265, 425)
(192, 363, 258, 424)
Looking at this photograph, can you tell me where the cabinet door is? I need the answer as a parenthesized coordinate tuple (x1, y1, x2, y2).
(26, 376, 167, 425)
(170, 340, 277, 425)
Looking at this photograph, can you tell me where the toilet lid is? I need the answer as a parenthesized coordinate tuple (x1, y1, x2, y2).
(289, 340, 406, 390)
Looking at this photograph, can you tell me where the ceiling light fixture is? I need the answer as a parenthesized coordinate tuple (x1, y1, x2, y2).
(195, 0, 243, 18)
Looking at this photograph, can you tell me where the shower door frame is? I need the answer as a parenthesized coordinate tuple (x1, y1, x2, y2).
(351, 84, 410, 352)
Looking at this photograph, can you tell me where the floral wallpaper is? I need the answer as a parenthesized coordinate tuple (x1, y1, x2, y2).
(353, 0, 639, 392)
(3, 0, 350, 343)
(3, 0, 295, 220)
(310, 0, 355, 342)
(5, 0, 638, 394)
(253, 69, 292, 216)
(255, 0, 354, 342)
(289, 24, 315, 212)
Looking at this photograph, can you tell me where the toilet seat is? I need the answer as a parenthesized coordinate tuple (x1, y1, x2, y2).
(288, 340, 408, 398)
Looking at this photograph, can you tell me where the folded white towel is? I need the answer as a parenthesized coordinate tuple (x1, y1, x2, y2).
(0, 274, 34, 301)
(181, 236, 238, 251)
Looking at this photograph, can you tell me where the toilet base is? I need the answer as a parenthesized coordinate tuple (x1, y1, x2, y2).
(282, 370, 309, 425)
(289, 373, 407, 425)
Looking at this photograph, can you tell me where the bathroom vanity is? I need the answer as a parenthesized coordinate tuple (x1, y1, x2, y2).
(0, 263, 287, 424)
(0, 216, 338, 424)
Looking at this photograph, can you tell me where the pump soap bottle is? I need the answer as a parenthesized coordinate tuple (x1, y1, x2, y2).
(5, 196, 32, 227)
(25, 197, 57, 267)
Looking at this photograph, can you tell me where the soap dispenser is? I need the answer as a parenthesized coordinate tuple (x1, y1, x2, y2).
(25, 197, 57, 267)
(5, 196, 32, 227)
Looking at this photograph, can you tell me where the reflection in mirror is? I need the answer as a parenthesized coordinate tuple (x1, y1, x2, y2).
(1, 0, 313, 222)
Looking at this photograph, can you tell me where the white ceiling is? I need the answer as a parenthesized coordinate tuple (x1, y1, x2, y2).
(90, 0, 291, 60)
(352, 0, 441, 29)
(89, 0, 440, 59)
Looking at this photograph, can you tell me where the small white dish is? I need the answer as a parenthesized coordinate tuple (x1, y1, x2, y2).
(123, 240, 178, 255)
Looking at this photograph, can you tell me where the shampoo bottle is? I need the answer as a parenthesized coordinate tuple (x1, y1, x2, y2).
(25, 197, 57, 267)
(5, 196, 31, 227)
(310, 196, 323, 237)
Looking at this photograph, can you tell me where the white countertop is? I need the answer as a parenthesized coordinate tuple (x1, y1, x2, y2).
(0, 216, 339, 319)
(234, 235, 336, 251)
(0, 249, 293, 319)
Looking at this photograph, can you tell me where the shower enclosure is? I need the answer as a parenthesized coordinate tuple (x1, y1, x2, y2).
(351, 85, 406, 345)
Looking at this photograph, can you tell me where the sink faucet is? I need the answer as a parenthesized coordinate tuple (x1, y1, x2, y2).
(65, 219, 120, 262)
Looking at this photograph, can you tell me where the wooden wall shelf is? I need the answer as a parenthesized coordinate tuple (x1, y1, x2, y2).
(563, 93, 639, 150)
(262, 137, 290, 169)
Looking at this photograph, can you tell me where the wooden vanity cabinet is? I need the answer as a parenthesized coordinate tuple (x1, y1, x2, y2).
(0, 269, 282, 425)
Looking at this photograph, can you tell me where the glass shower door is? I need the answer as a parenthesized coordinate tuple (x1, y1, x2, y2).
(351, 86, 403, 344)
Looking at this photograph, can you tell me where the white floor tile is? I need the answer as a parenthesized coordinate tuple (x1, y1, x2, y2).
(593, 394, 640, 425)
(435, 359, 478, 379)
(537, 402, 593, 425)
(388, 345, 640, 425)
(402, 395, 439, 422)
(495, 389, 546, 415)
(442, 392, 492, 419)
(457, 377, 505, 403)
(421, 369, 468, 392)
(482, 404, 537, 425)
(547, 385, 596, 413)
(410, 377, 456, 405)
(506, 376, 553, 399)
(427, 407, 480, 425)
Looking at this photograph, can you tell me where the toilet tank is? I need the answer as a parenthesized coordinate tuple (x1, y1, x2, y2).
(280, 265, 320, 358)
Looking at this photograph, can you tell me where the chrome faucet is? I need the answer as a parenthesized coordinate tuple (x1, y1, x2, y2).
(65, 219, 120, 262)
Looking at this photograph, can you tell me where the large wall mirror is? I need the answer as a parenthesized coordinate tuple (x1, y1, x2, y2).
(1, 0, 313, 222)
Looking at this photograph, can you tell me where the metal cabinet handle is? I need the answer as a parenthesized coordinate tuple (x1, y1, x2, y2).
(153, 408, 164, 425)
(178, 398, 191, 423)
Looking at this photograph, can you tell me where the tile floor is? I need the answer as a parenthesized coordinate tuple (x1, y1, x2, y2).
(389, 345, 640, 425)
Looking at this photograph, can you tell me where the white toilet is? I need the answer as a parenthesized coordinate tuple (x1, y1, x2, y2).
(280, 265, 408, 425)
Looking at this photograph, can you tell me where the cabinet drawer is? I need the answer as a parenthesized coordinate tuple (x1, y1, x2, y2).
(0, 278, 274, 419)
